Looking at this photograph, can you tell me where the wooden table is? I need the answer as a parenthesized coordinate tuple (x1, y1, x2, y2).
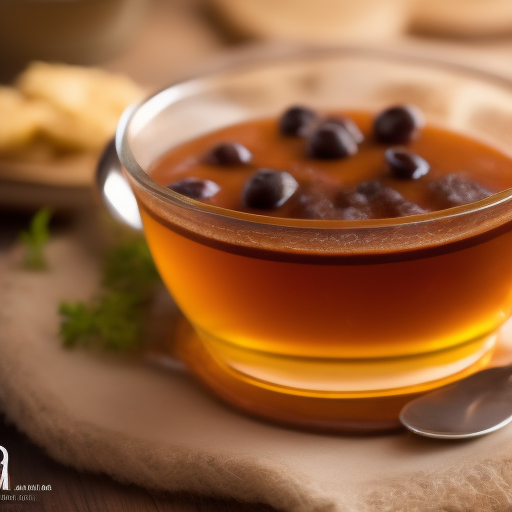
(3, 1, 512, 510)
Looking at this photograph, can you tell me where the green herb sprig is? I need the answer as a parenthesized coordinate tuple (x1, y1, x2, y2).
(19, 207, 52, 270)
(59, 236, 161, 351)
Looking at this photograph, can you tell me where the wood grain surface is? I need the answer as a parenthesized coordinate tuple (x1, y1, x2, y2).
(3, 1, 512, 511)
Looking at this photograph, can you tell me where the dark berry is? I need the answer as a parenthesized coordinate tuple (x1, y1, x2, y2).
(374, 105, 425, 144)
(385, 148, 429, 180)
(297, 194, 336, 220)
(430, 174, 493, 208)
(242, 168, 299, 210)
(167, 177, 220, 199)
(294, 185, 336, 220)
(279, 106, 318, 136)
(205, 142, 253, 166)
(334, 189, 369, 210)
(307, 123, 358, 159)
(370, 187, 426, 218)
(323, 116, 364, 144)
(356, 181, 426, 218)
(356, 180, 384, 198)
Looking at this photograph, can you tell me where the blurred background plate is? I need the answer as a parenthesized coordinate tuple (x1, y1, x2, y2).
(0, 0, 223, 212)
(0, 180, 95, 210)
(0, 153, 98, 210)
(0, 152, 98, 187)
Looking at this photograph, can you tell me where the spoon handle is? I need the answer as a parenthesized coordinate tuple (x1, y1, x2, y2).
(96, 137, 143, 230)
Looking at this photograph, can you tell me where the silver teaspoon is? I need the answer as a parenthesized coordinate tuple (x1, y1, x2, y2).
(97, 130, 142, 231)
(400, 364, 512, 439)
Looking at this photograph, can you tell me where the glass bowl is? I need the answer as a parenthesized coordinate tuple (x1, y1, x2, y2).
(114, 47, 512, 432)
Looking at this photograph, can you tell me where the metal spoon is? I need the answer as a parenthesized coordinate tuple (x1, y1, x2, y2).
(400, 364, 512, 439)
(96, 135, 142, 231)
(96, 143, 512, 440)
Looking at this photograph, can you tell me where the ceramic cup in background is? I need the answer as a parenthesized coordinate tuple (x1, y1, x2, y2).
(209, 0, 411, 44)
(410, 0, 512, 37)
(0, 0, 147, 82)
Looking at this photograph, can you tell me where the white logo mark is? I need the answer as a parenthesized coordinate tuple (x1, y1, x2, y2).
(0, 446, 9, 490)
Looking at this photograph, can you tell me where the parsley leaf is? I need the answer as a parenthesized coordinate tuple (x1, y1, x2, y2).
(102, 235, 160, 296)
(59, 236, 161, 352)
(19, 207, 52, 270)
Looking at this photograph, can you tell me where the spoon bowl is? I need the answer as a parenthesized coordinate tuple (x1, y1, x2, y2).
(400, 364, 512, 439)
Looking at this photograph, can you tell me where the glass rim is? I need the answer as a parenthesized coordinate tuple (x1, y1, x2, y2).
(116, 45, 512, 231)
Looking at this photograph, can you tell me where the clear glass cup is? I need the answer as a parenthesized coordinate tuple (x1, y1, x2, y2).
(114, 48, 512, 431)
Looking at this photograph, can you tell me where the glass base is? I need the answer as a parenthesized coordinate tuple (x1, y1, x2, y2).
(173, 321, 496, 433)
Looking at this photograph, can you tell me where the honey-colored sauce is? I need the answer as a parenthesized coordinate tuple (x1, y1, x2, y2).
(140, 112, 512, 360)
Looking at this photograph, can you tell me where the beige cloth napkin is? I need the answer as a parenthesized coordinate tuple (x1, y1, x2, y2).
(2, 231, 512, 512)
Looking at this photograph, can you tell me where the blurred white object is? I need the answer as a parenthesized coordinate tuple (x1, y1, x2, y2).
(211, 0, 411, 43)
(411, 0, 512, 36)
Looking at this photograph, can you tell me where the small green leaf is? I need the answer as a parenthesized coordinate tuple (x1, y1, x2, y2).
(102, 236, 160, 296)
(59, 301, 96, 348)
(19, 207, 52, 270)
(59, 236, 161, 352)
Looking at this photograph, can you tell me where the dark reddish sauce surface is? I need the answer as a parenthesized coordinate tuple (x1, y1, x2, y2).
(149, 110, 512, 220)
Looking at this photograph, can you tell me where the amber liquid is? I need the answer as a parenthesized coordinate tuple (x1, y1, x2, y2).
(141, 209, 512, 359)
(142, 112, 512, 364)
